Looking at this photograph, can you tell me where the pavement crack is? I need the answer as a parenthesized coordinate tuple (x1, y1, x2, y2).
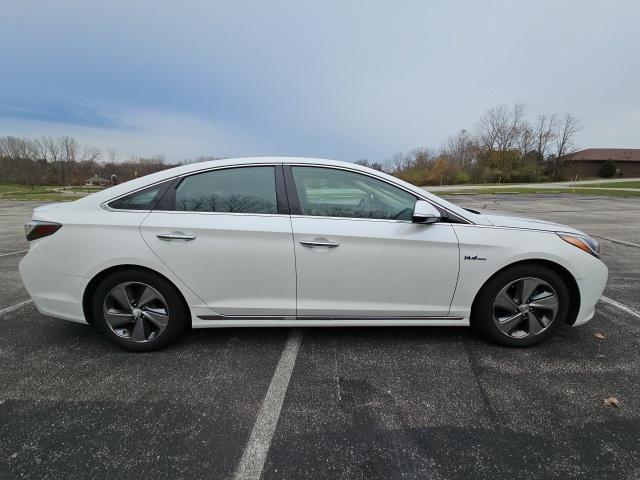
(465, 343, 500, 426)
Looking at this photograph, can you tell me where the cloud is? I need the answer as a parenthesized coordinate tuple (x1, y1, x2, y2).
(1, 0, 639, 161)
(0, 105, 279, 163)
(0, 104, 125, 130)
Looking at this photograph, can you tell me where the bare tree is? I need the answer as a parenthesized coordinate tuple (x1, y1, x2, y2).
(496, 103, 526, 152)
(81, 146, 102, 163)
(444, 129, 479, 171)
(476, 103, 528, 181)
(33, 137, 49, 162)
(0, 136, 32, 159)
(518, 121, 535, 158)
(551, 114, 582, 180)
(107, 148, 118, 163)
(390, 152, 410, 172)
(476, 105, 505, 151)
(59, 136, 80, 185)
(43, 136, 63, 183)
(475, 103, 525, 150)
(411, 148, 436, 169)
(534, 114, 557, 160)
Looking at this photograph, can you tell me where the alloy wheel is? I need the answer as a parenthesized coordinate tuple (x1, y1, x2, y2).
(102, 282, 170, 342)
(492, 277, 559, 339)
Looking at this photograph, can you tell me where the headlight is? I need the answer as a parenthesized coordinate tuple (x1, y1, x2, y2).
(557, 233, 600, 258)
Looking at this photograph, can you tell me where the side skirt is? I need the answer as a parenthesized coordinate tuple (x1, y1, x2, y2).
(192, 315, 469, 329)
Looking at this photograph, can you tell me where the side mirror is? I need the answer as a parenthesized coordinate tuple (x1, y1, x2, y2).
(412, 200, 441, 224)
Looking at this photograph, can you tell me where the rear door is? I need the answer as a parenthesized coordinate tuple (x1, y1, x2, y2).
(286, 165, 460, 318)
(140, 164, 296, 316)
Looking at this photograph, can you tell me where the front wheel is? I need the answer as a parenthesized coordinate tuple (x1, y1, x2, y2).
(92, 269, 188, 352)
(472, 264, 570, 347)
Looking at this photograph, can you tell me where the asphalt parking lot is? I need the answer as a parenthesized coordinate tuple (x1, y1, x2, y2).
(1, 194, 639, 480)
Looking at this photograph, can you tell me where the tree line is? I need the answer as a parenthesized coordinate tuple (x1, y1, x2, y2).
(359, 103, 582, 185)
(0, 135, 170, 186)
(0, 103, 582, 187)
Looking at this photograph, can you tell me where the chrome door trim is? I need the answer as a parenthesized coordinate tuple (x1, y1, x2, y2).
(198, 314, 463, 321)
(156, 233, 196, 241)
(299, 240, 340, 248)
(289, 214, 456, 225)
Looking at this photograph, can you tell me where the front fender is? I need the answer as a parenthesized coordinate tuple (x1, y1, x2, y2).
(449, 225, 598, 318)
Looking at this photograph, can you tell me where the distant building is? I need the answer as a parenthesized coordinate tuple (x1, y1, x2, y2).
(561, 148, 640, 178)
(85, 174, 109, 187)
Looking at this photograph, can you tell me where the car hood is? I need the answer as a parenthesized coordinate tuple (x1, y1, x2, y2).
(481, 213, 586, 236)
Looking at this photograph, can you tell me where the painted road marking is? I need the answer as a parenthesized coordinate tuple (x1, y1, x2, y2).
(0, 299, 33, 316)
(0, 249, 28, 257)
(600, 296, 640, 320)
(234, 328, 303, 480)
(593, 235, 640, 249)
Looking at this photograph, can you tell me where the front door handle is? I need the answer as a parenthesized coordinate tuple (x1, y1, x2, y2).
(299, 240, 340, 248)
(157, 233, 196, 241)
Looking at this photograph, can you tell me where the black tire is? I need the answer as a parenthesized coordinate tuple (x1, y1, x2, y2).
(92, 269, 188, 352)
(471, 264, 570, 347)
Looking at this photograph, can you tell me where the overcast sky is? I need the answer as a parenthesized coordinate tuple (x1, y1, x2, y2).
(0, 0, 638, 163)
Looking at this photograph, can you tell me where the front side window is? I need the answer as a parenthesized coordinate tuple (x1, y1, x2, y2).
(175, 166, 278, 214)
(291, 166, 417, 220)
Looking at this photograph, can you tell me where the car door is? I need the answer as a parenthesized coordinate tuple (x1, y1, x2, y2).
(286, 165, 460, 318)
(140, 164, 296, 316)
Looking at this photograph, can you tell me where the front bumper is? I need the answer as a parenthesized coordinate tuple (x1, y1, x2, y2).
(573, 257, 608, 326)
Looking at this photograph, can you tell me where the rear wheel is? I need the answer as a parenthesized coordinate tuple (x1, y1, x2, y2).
(92, 269, 188, 351)
(472, 264, 570, 347)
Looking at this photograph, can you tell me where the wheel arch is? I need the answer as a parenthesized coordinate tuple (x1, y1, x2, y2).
(470, 259, 581, 327)
(82, 264, 191, 324)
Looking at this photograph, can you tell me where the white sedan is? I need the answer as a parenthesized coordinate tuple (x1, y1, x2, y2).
(19, 158, 608, 351)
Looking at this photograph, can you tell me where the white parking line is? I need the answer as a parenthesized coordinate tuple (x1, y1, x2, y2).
(234, 328, 303, 480)
(0, 249, 28, 257)
(600, 295, 640, 320)
(594, 236, 640, 249)
(0, 299, 33, 316)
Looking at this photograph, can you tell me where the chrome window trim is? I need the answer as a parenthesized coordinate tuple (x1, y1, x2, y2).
(101, 204, 153, 213)
(289, 214, 454, 226)
(145, 210, 291, 218)
(100, 161, 473, 224)
(100, 177, 178, 212)
(101, 163, 282, 213)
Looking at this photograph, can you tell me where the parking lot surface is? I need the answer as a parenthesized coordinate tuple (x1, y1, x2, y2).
(1, 194, 639, 479)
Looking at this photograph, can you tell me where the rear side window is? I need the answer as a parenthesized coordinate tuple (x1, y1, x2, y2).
(175, 166, 278, 214)
(108, 183, 167, 210)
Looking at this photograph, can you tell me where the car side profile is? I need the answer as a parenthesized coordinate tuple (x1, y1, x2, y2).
(19, 157, 608, 351)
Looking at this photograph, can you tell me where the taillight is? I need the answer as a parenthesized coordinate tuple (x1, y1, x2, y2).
(24, 221, 62, 241)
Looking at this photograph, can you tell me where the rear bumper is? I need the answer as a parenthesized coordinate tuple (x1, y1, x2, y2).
(573, 257, 608, 326)
(19, 246, 87, 324)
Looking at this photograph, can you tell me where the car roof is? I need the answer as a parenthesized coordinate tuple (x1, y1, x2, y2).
(76, 157, 367, 203)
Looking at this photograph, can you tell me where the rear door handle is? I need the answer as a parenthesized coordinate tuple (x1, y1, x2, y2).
(299, 240, 340, 248)
(157, 233, 196, 241)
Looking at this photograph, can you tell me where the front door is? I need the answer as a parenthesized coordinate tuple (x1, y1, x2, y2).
(287, 165, 460, 317)
(140, 165, 296, 316)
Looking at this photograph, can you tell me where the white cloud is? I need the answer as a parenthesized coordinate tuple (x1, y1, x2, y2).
(0, 106, 278, 163)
